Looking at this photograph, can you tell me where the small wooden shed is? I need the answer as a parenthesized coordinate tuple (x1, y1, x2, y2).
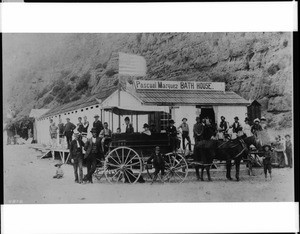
(247, 100, 261, 124)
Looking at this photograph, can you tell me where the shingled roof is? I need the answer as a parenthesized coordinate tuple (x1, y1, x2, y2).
(38, 88, 116, 119)
(135, 90, 249, 106)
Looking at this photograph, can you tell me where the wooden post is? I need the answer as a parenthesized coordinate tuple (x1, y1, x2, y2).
(136, 114, 138, 132)
(118, 74, 121, 128)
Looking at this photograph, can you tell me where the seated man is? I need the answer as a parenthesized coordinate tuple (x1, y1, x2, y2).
(99, 122, 112, 153)
(142, 123, 151, 136)
(147, 146, 165, 183)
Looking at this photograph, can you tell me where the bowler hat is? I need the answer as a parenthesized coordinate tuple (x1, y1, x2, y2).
(169, 119, 175, 124)
(244, 117, 249, 122)
(155, 146, 160, 150)
(221, 116, 225, 119)
(73, 131, 80, 136)
(94, 114, 99, 118)
(234, 116, 239, 120)
(260, 116, 266, 121)
(143, 123, 149, 128)
(182, 118, 187, 121)
(54, 163, 63, 167)
(66, 118, 70, 120)
(124, 117, 130, 121)
(90, 127, 97, 133)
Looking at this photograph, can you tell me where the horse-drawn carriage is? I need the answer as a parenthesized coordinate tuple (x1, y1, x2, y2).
(92, 106, 189, 184)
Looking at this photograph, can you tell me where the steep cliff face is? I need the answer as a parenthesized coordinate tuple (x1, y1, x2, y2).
(4, 32, 292, 129)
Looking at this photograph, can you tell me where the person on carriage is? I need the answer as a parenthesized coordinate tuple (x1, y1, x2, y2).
(243, 117, 252, 137)
(232, 116, 243, 138)
(147, 146, 165, 183)
(124, 117, 134, 134)
(142, 123, 151, 136)
(149, 121, 157, 134)
(166, 119, 178, 152)
(83, 127, 102, 183)
(178, 117, 192, 151)
(251, 118, 262, 137)
(93, 114, 103, 137)
(193, 117, 204, 144)
(99, 122, 112, 152)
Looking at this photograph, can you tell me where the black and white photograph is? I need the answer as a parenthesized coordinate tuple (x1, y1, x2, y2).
(3, 32, 295, 204)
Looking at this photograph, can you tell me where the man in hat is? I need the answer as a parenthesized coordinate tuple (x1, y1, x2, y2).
(58, 117, 65, 147)
(232, 116, 243, 135)
(99, 122, 112, 152)
(83, 127, 102, 183)
(285, 134, 293, 168)
(260, 116, 267, 130)
(69, 131, 85, 183)
(63, 118, 76, 149)
(142, 123, 151, 136)
(49, 119, 58, 148)
(251, 118, 262, 137)
(93, 114, 103, 137)
(124, 117, 134, 134)
(147, 146, 165, 183)
(178, 117, 191, 151)
(218, 116, 229, 139)
(193, 117, 204, 144)
(77, 117, 84, 134)
(166, 119, 178, 152)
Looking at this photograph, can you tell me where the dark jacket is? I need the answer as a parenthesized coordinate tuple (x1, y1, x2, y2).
(232, 122, 243, 133)
(202, 124, 215, 140)
(64, 122, 76, 134)
(125, 124, 134, 134)
(193, 123, 204, 140)
(69, 139, 84, 159)
(147, 152, 165, 168)
(58, 123, 65, 135)
(93, 120, 104, 134)
(84, 137, 102, 159)
(219, 121, 228, 132)
(167, 126, 177, 138)
(251, 124, 262, 135)
(263, 151, 272, 165)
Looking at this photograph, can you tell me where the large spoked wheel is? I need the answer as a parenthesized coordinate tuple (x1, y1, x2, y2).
(163, 152, 189, 183)
(104, 146, 143, 184)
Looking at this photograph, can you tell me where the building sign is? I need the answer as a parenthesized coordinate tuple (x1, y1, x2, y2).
(134, 80, 225, 91)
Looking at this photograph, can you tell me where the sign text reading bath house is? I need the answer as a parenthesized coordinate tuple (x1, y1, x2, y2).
(134, 80, 225, 91)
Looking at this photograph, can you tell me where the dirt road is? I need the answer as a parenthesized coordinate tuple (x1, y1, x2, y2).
(4, 145, 294, 204)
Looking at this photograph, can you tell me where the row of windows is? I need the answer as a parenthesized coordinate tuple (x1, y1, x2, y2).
(38, 105, 99, 121)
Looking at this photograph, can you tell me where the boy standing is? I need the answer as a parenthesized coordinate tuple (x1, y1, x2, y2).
(262, 145, 272, 181)
(147, 146, 165, 183)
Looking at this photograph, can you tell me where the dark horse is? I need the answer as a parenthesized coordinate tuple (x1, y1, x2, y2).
(193, 135, 262, 181)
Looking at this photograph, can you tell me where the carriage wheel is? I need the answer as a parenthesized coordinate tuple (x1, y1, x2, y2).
(163, 153, 189, 183)
(104, 146, 143, 184)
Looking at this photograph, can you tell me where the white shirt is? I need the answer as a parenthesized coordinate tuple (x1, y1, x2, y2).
(92, 137, 96, 143)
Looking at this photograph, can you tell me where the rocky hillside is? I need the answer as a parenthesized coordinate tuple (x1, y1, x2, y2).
(3, 32, 292, 130)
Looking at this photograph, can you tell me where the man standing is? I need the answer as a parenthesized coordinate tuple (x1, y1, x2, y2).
(64, 118, 76, 149)
(147, 146, 165, 183)
(124, 117, 134, 133)
(77, 117, 84, 134)
(193, 117, 204, 144)
(58, 117, 65, 147)
(178, 118, 191, 151)
(49, 119, 58, 148)
(83, 128, 102, 183)
(285, 134, 293, 168)
(93, 114, 103, 137)
(219, 116, 229, 140)
(232, 116, 243, 137)
(166, 119, 177, 152)
(69, 132, 85, 183)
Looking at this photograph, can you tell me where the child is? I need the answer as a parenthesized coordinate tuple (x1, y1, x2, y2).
(53, 163, 64, 179)
(262, 145, 272, 181)
(147, 146, 165, 184)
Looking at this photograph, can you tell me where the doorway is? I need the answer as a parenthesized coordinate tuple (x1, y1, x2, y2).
(197, 106, 216, 125)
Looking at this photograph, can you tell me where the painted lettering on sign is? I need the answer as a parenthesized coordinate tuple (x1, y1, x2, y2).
(134, 80, 224, 91)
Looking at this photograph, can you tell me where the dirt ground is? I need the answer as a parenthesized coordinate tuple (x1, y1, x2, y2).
(4, 145, 294, 204)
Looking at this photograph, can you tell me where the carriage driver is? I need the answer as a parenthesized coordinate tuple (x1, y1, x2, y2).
(147, 146, 165, 183)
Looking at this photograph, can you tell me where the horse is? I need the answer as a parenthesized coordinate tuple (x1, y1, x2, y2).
(193, 137, 249, 181)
